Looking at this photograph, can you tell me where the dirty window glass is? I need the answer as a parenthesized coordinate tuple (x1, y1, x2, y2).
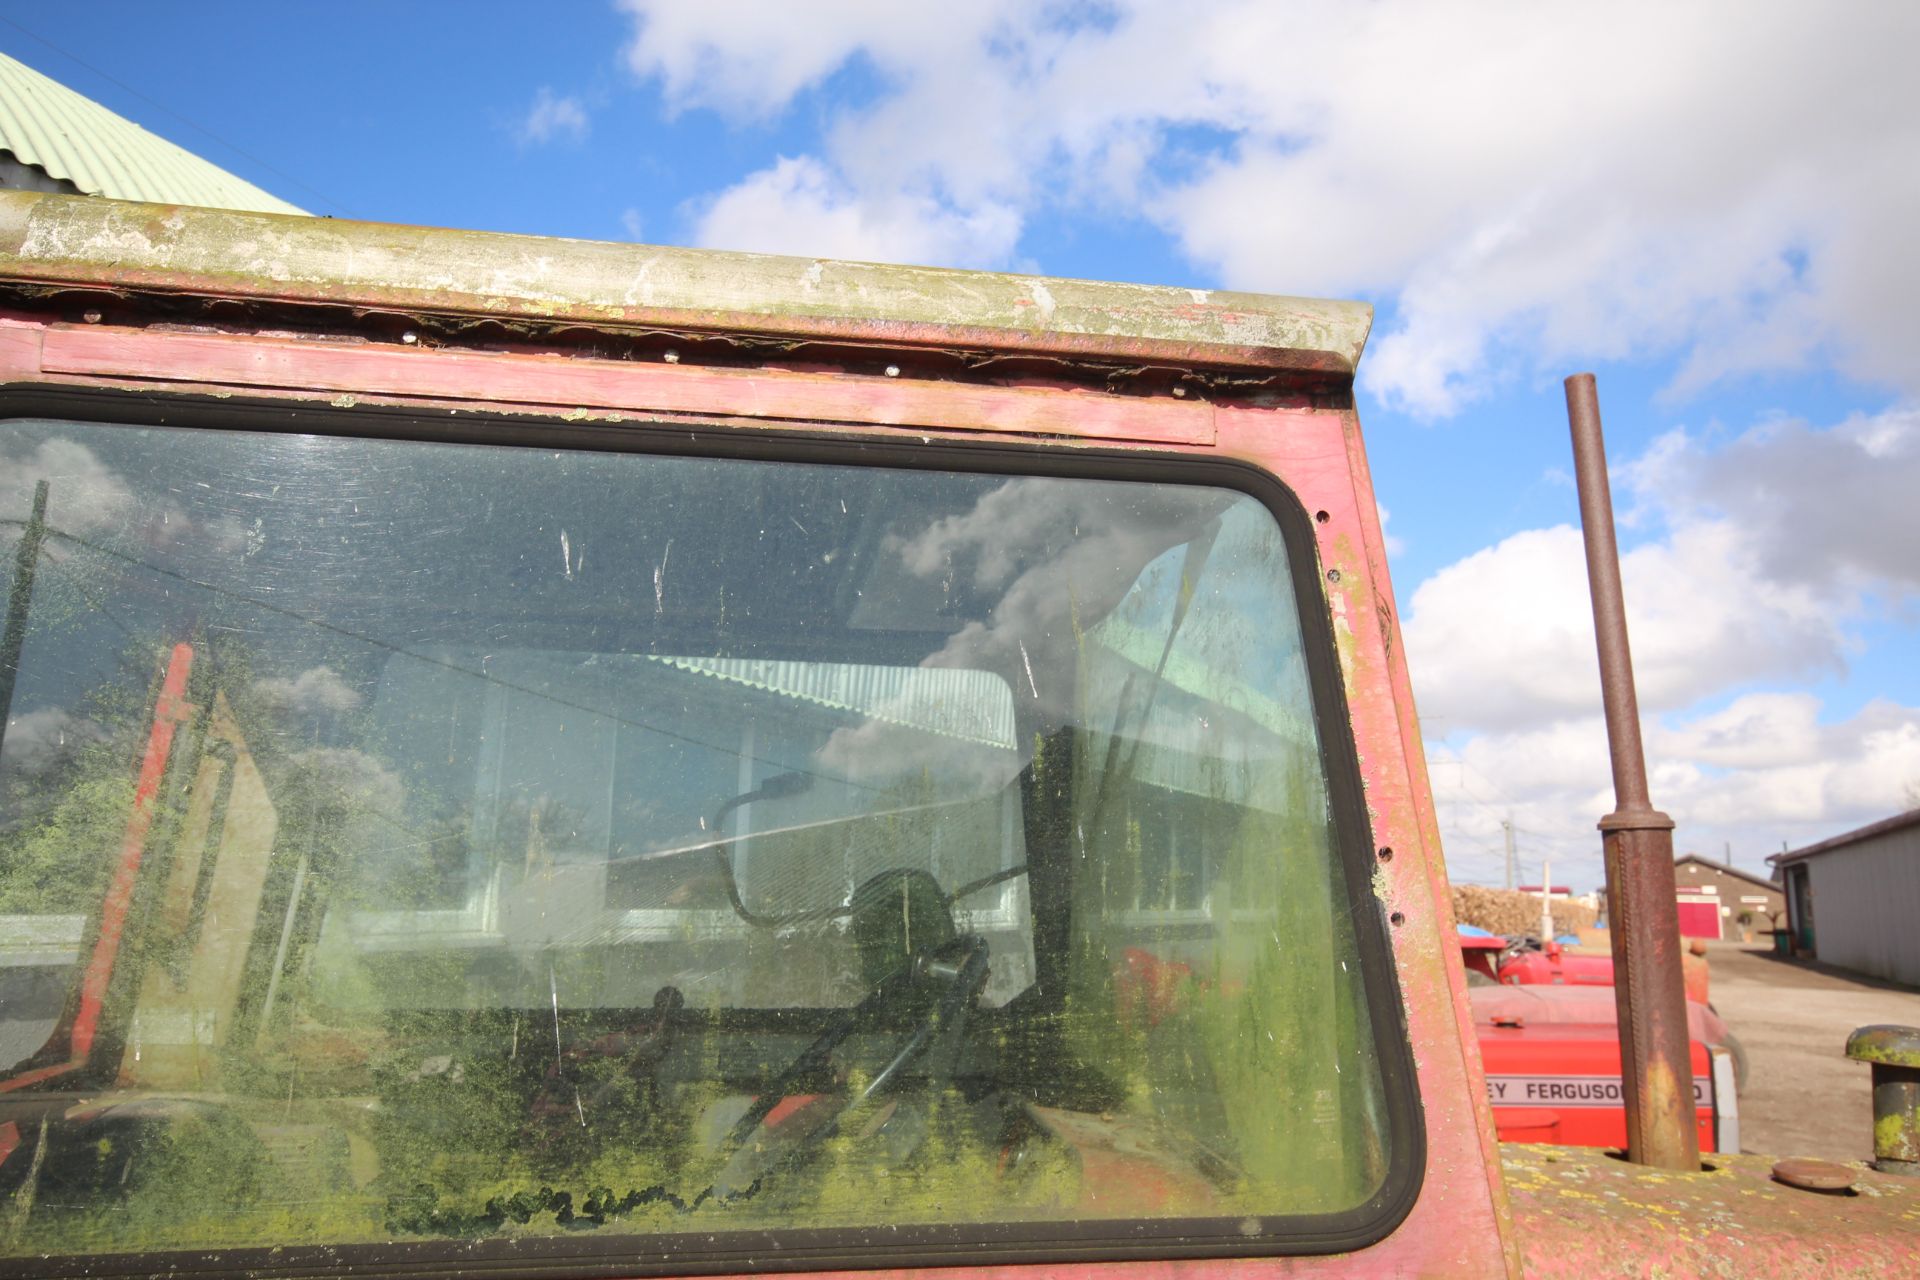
(0, 419, 1394, 1267)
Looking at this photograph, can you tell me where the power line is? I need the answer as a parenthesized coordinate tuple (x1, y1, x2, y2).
(1456, 754, 1521, 811)
(0, 15, 355, 217)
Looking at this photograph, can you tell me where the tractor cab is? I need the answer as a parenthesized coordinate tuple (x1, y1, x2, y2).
(0, 190, 1914, 1277)
(0, 263, 1408, 1268)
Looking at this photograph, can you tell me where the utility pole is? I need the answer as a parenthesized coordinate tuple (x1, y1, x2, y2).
(1725, 840, 1733, 869)
(1503, 818, 1517, 891)
(0, 479, 49, 765)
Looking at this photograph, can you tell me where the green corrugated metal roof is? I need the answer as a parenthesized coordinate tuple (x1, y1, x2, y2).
(0, 51, 304, 216)
(647, 655, 1017, 749)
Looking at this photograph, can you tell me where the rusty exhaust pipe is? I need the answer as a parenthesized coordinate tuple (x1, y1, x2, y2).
(1565, 373, 1700, 1171)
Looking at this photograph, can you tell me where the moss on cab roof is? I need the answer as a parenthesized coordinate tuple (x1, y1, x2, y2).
(0, 190, 1370, 375)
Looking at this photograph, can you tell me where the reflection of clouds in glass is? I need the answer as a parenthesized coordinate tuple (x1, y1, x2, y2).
(287, 747, 404, 813)
(894, 478, 1229, 708)
(822, 477, 1231, 781)
(1, 437, 139, 536)
(1, 432, 260, 562)
(817, 719, 1019, 792)
(1100, 501, 1311, 723)
(253, 666, 365, 716)
(0, 706, 103, 774)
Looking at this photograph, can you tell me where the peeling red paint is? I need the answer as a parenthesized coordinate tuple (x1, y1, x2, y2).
(1506, 1144, 1920, 1277)
(1215, 401, 1519, 1275)
(39, 325, 1217, 445)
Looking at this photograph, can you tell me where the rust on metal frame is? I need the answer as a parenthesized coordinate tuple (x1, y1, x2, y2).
(1564, 373, 1698, 1172)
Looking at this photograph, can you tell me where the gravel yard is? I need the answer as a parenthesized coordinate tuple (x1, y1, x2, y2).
(1708, 941, 1920, 1161)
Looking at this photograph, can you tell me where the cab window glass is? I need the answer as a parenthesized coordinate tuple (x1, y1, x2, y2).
(0, 418, 1396, 1267)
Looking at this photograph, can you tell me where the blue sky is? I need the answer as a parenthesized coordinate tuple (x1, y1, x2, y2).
(5, 2, 1916, 890)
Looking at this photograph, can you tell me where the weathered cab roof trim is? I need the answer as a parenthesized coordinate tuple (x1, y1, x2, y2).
(0, 190, 1371, 374)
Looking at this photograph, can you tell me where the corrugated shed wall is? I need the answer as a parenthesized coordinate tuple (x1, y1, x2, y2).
(1806, 823, 1920, 984)
(0, 52, 304, 215)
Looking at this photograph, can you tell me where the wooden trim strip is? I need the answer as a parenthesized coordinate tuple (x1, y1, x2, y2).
(40, 326, 1214, 445)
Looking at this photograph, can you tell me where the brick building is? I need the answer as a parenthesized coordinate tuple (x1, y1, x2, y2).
(1671, 854, 1785, 941)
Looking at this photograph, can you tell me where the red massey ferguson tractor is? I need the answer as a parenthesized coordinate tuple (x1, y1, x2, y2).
(1458, 933, 1746, 1151)
(0, 190, 1909, 1278)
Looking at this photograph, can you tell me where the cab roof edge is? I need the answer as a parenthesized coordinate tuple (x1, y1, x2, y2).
(0, 191, 1372, 375)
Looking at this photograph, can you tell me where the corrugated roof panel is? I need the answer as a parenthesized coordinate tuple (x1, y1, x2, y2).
(0, 52, 305, 215)
(648, 655, 1017, 749)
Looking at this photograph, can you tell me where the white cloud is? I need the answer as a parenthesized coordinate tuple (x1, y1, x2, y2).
(1410, 404, 1920, 886)
(618, 1, 1920, 415)
(688, 155, 1019, 266)
(1430, 697, 1920, 890)
(1656, 694, 1920, 836)
(619, 1, 1019, 123)
(518, 88, 589, 146)
(1654, 692, 1824, 772)
(1628, 406, 1920, 599)
(1410, 400, 1920, 742)
(1402, 520, 1838, 735)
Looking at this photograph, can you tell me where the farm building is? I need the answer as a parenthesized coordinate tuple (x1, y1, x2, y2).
(1769, 808, 1920, 984)
(1670, 854, 1784, 941)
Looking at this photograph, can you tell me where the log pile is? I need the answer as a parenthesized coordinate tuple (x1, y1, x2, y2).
(1453, 885, 1597, 939)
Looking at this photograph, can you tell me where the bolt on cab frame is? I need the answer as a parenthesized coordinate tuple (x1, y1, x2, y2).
(0, 192, 1912, 1278)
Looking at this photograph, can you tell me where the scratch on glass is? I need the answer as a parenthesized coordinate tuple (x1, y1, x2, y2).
(655, 539, 673, 616)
